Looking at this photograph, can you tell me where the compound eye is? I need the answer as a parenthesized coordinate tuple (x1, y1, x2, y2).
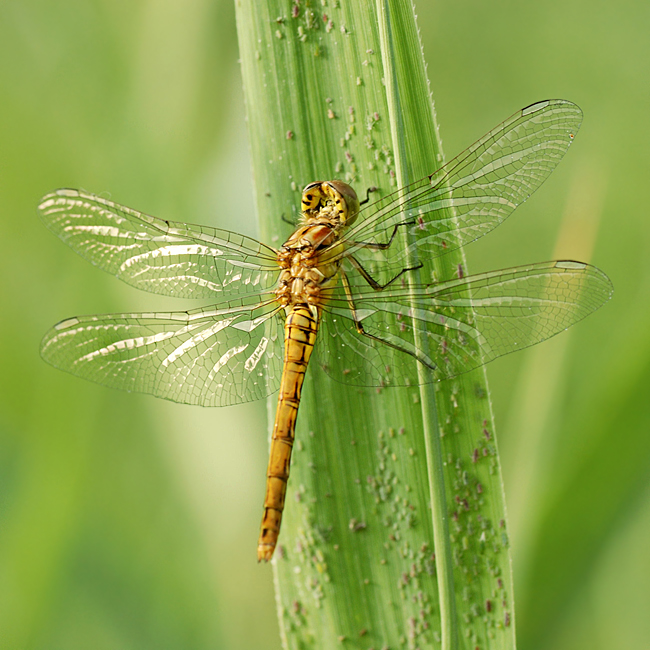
(301, 193, 318, 210)
(301, 182, 324, 211)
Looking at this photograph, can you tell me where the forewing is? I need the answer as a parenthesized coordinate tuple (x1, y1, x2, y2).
(39, 189, 280, 299)
(41, 298, 285, 407)
(339, 100, 582, 266)
(316, 261, 612, 387)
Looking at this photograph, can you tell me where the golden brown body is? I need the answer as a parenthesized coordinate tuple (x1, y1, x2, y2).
(257, 305, 319, 561)
(257, 181, 360, 561)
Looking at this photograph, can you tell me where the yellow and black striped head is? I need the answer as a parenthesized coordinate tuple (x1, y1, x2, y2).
(300, 180, 360, 226)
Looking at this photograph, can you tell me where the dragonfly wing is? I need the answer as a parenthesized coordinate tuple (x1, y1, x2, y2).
(41, 297, 285, 407)
(39, 189, 280, 300)
(316, 305, 423, 388)
(315, 260, 435, 387)
(340, 100, 582, 265)
(316, 261, 612, 386)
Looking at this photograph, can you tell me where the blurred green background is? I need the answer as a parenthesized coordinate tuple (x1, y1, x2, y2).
(0, 1, 648, 648)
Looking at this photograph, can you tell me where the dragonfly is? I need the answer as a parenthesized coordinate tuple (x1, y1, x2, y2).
(39, 99, 612, 562)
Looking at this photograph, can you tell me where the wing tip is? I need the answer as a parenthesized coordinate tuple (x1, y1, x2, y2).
(54, 316, 82, 330)
(520, 99, 583, 140)
(38, 188, 81, 207)
(521, 98, 582, 115)
(554, 259, 614, 309)
(39, 317, 80, 359)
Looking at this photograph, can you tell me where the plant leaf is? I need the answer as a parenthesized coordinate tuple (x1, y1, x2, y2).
(235, 1, 516, 648)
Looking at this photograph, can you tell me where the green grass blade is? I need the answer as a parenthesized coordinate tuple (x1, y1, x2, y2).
(376, 3, 457, 647)
(235, 2, 516, 649)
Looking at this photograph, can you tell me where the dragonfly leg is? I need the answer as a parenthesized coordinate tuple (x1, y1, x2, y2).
(281, 212, 298, 226)
(350, 219, 416, 251)
(358, 185, 378, 206)
(339, 270, 436, 372)
(347, 254, 423, 291)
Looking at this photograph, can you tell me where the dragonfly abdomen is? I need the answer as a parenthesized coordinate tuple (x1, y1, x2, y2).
(257, 305, 319, 562)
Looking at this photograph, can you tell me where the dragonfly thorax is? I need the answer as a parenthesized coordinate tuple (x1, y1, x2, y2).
(275, 222, 342, 308)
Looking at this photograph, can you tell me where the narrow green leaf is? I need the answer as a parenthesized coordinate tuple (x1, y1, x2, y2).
(235, 2, 515, 649)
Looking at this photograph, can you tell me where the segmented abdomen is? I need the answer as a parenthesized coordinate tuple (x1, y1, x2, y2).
(257, 305, 319, 561)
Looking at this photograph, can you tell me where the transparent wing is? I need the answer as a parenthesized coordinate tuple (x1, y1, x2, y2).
(39, 189, 280, 300)
(40, 296, 285, 407)
(315, 261, 612, 387)
(337, 100, 582, 267)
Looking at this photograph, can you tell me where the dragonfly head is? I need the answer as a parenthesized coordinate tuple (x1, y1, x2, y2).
(301, 181, 360, 227)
